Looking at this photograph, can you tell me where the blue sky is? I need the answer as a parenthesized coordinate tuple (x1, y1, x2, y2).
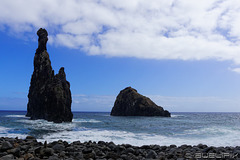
(1, 0, 240, 112)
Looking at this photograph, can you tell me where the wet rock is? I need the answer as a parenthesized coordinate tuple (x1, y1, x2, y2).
(7, 148, 20, 157)
(23, 153, 34, 160)
(127, 153, 138, 160)
(82, 148, 93, 154)
(95, 150, 105, 157)
(52, 143, 65, 153)
(0, 154, 14, 160)
(98, 141, 106, 146)
(141, 145, 151, 150)
(83, 152, 96, 159)
(40, 148, 54, 157)
(177, 158, 185, 160)
(26, 136, 36, 140)
(105, 152, 119, 159)
(59, 151, 65, 158)
(0, 152, 7, 158)
(203, 146, 214, 153)
(146, 150, 157, 159)
(111, 87, 170, 117)
(20, 144, 30, 151)
(74, 152, 83, 159)
(120, 154, 130, 160)
(48, 155, 59, 160)
(1, 141, 13, 151)
(126, 147, 135, 154)
(116, 145, 126, 153)
(65, 146, 75, 152)
(170, 144, 177, 148)
(197, 144, 208, 150)
(108, 142, 117, 151)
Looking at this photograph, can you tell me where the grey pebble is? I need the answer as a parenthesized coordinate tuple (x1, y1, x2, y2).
(0, 154, 14, 160)
(1, 141, 13, 151)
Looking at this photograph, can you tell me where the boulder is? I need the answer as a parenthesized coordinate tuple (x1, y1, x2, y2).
(1, 141, 13, 151)
(111, 87, 171, 117)
(26, 28, 73, 123)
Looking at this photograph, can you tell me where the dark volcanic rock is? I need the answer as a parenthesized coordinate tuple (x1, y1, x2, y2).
(1, 141, 13, 151)
(1, 137, 240, 159)
(26, 28, 73, 123)
(111, 87, 171, 117)
(36, 28, 48, 54)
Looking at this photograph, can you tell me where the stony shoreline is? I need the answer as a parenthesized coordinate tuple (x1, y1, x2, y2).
(0, 136, 239, 160)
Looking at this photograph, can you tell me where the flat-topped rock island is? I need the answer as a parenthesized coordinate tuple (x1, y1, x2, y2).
(111, 87, 171, 117)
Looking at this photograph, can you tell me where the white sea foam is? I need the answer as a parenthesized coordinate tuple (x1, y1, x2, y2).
(38, 127, 240, 147)
(3, 113, 240, 147)
(17, 119, 76, 131)
(182, 127, 230, 136)
(0, 126, 27, 139)
(0, 126, 9, 133)
(0, 133, 28, 139)
(5, 115, 28, 118)
(73, 119, 101, 123)
(171, 114, 186, 118)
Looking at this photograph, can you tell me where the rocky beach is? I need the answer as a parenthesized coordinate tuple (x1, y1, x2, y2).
(0, 136, 239, 160)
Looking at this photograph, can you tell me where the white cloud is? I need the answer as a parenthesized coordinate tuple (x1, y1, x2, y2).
(1, 0, 240, 64)
(229, 67, 240, 74)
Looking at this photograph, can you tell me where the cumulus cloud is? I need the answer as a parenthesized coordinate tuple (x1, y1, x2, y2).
(1, 0, 240, 64)
(229, 67, 240, 74)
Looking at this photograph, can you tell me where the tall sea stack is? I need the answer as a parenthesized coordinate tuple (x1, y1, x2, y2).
(26, 28, 73, 123)
(111, 87, 171, 117)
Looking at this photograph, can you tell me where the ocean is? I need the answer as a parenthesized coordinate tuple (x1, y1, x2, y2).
(0, 111, 240, 147)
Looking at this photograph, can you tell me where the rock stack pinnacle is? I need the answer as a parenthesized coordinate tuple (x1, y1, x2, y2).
(111, 87, 171, 117)
(26, 28, 73, 123)
(36, 28, 48, 53)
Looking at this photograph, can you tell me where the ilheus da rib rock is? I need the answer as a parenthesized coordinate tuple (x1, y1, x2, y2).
(26, 28, 73, 123)
(111, 87, 170, 117)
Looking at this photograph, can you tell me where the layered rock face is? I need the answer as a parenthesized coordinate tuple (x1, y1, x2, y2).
(111, 87, 171, 117)
(26, 28, 73, 123)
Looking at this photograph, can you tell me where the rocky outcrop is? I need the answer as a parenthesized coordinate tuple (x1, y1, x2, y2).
(111, 87, 171, 117)
(26, 28, 73, 123)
